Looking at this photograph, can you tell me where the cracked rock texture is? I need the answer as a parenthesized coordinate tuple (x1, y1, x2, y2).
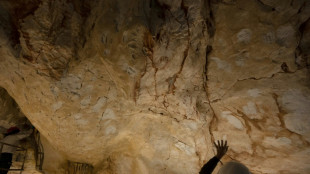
(0, 0, 309, 173)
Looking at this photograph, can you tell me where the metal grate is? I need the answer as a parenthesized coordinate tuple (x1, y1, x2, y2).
(0, 142, 27, 174)
(32, 129, 44, 171)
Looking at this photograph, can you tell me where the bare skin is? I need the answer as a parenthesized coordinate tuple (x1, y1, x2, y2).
(214, 140, 228, 159)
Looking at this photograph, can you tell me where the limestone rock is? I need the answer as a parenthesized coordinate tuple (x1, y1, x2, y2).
(0, 0, 309, 173)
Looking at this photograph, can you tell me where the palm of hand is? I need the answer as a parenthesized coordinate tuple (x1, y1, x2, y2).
(214, 140, 228, 159)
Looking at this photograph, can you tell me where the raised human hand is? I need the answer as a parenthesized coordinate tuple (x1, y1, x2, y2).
(214, 140, 228, 159)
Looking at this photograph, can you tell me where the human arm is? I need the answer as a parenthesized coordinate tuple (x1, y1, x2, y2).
(199, 156, 220, 174)
(199, 140, 228, 174)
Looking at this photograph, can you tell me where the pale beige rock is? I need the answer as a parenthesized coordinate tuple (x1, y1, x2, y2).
(0, 0, 309, 174)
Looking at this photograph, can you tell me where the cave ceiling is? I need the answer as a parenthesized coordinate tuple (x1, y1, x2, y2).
(0, 0, 309, 173)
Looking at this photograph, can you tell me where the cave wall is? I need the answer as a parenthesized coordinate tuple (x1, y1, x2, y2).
(0, 87, 28, 132)
(0, 0, 309, 173)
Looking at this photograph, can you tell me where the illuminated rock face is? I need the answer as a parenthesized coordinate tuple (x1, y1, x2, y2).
(0, 0, 309, 173)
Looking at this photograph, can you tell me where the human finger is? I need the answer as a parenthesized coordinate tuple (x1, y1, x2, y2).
(214, 141, 218, 148)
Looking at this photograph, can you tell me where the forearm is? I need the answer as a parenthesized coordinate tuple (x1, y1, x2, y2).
(199, 156, 220, 174)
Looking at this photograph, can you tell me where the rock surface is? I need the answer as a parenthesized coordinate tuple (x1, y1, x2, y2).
(0, 0, 309, 173)
(0, 87, 27, 132)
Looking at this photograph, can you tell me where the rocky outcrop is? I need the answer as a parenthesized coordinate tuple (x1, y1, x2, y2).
(0, 0, 309, 173)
